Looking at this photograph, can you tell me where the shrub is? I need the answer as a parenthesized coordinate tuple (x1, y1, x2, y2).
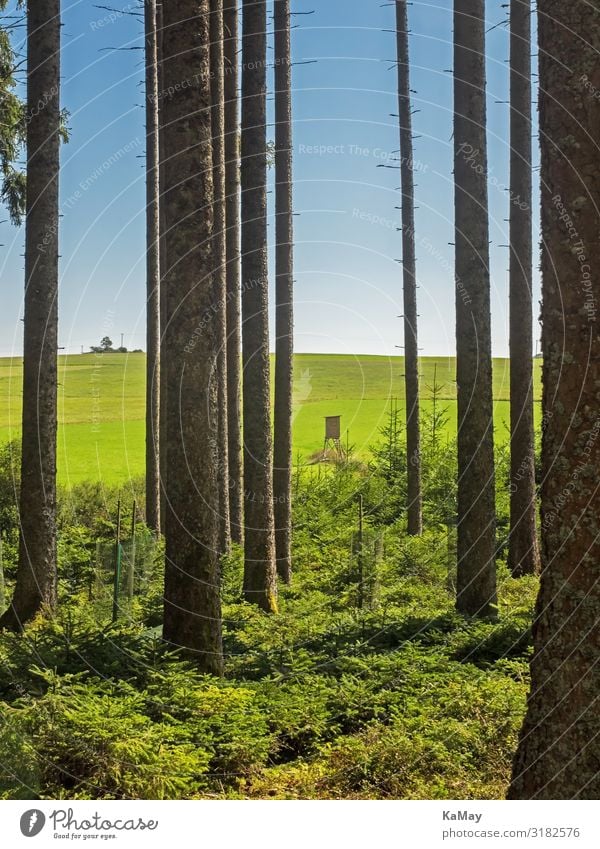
(0, 672, 211, 799)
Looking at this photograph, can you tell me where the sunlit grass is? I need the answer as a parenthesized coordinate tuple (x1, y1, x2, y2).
(0, 352, 542, 486)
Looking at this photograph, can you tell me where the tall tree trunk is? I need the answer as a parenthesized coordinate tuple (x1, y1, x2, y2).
(240, 0, 277, 612)
(0, 0, 61, 631)
(223, 0, 243, 546)
(161, 0, 223, 674)
(395, 0, 422, 537)
(210, 0, 231, 554)
(453, 0, 497, 618)
(157, 0, 167, 537)
(144, 0, 161, 535)
(273, 0, 294, 584)
(509, 1, 600, 799)
(508, 0, 539, 577)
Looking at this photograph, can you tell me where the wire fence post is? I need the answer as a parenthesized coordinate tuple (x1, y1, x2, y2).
(357, 494, 364, 610)
(128, 499, 137, 602)
(446, 515, 456, 593)
(0, 534, 5, 617)
(112, 498, 122, 622)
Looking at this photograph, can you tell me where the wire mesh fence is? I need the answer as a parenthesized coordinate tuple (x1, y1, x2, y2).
(92, 525, 161, 620)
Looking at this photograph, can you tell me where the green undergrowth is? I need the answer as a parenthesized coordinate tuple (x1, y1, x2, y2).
(0, 537, 535, 800)
(0, 410, 538, 800)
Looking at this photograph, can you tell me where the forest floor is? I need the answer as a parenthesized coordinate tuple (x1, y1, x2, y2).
(0, 453, 536, 800)
(0, 381, 536, 800)
(0, 353, 543, 485)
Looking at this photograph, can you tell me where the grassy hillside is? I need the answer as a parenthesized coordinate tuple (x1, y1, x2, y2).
(0, 353, 543, 485)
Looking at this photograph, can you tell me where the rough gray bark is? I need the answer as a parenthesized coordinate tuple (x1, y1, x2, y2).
(508, 0, 539, 577)
(453, 0, 497, 618)
(161, 0, 223, 673)
(509, 1, 600, 799)
(157, 0, 167, 537)
(396, 0, 422, 537)
(273, 0, 294, 583)
(0, 0, 61, 631)
(223, 0, 243, 546)
(145, 0, 161, 535)
(240, 0, 277, 612)
(210, 0, 231, 554)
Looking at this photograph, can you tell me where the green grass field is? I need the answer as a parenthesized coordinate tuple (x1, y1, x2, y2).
(0, 353, 543, 486)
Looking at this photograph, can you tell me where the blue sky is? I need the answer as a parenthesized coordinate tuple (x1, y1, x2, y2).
(0, 0, 539, 357)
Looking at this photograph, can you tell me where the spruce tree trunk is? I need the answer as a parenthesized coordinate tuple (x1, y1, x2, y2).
(210, 0, 231, 554)
(157, 0, 167, 537)
(144, 0, 161, 535)
(395, 0, 422, 537)
(508, 0, 539, 577)
(453, 0, 497, 618)
(223, 0, 243, 546)
(509, 1, 600, 799)
(161, 0, 223, 673)
(0, 0, 61, 631)
(273, 0, 294, 583)
(240, 0, 277, 612)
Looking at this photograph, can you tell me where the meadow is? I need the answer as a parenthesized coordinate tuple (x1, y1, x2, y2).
(0, 353, 543, 485)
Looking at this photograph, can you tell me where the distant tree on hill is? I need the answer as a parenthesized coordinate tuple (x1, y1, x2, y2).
(89, 338, 130, 354)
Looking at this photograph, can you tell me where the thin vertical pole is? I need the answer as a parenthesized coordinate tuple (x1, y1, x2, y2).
(446, 519, 456, 592)
(128, 500, 137, 602)
(95, 538, 101, 598)
(0, 535, 5, 616)
(432, 362, 438, 449)
(357, 494, 364, 610)
(112, 498, 122, 622)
